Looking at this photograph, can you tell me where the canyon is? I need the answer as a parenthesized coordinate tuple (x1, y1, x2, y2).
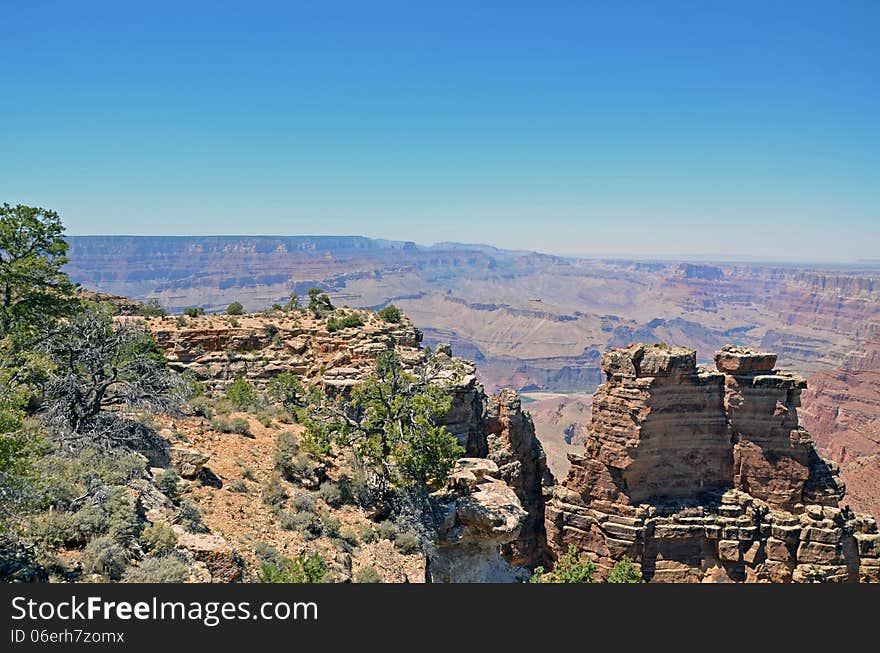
(65, 236, 880, 522)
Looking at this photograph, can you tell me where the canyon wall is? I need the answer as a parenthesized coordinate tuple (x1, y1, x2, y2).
(141, 310, 551, 573)
(801, 336, 880, 521)
(546, 344, 880, 582)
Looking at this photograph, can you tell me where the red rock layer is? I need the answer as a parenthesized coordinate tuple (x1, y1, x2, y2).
(546, 344, 880, 583)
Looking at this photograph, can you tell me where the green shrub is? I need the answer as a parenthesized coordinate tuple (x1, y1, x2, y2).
(376, 521, 396, 542)
(354, 566, 382, 583)
(268, 375, 306, 414)
(326, 313, 364, 332)
(281, 512, 322, 540)
(241, 467, 257, 481)
(273, 431, 299, 473)
(530, 545, 596, 584)
(277, 452, 317, 485)
(155, 469, 181, 498)
(608, 556, 644, 583)
(377, 305, 402, 323)
(259, 552, 326, 583)
(177, 500, 208, 534)
(339, 527, 359, 547)
(228, 479, 249, 494)
(394, 530, 421, 554)
(226, 302, 244, 316)
(140, 522, 178, 555)
(226, 377, 258, 410)
(123, 555, 188, 583)
(306, 288, 334, 318)
(37, 449, 146, 506)
(101, 489, 142, 543)
(253, 541, 282, 567)
(321, 515, 340, 538)
(318, 481, 343, 507)
(291, 492, 315, 513)
(262, 474, 288, 508)
(82, 536, 129, 580)
(139, 298, 167, 317)
(183, 307, 205, 318)
(210, 417, 231, 433)
(357, 524, 377, 544)
(229, 417, 252, 437)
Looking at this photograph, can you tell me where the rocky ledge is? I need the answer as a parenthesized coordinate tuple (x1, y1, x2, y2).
(140, 310, 551, 578)
(545, 343, 880, 583)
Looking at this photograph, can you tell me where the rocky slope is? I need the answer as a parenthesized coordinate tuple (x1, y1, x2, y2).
(138, 308, 552, 578)
(545, 344, 880, 583)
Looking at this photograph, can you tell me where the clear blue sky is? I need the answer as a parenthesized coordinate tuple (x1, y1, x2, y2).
(2, 1, 878, 261)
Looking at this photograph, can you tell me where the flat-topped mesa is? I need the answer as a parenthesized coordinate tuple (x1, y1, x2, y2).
(601, 343, 697, 381)
(714, 345, 777, 374)
(545, 343, 880, 583)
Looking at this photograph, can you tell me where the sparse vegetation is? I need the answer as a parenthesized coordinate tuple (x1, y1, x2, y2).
(140, 523, 178, 555)
(155, 469, 182, 498)
(82, 536, 129, 580)
(306, 288, 333, 317)
(226, 377, 258, 410)
(123, 555, 187, 583)
(378, 304, 402, 323)
(226, 301, 244, 315)
(354, 566, 382, 583)
(258, 552, 326, 583)
(326, 313, 364, 332)
(530, 545, 596, 583)
(608, 556, 644, 583)
(394, 530, 421, 554)
(183, 307, 205, 318)
(139, 298, 167, 317)
(318, 481, 344, 507)
(357, 524, 377, 544)
(228, 479, 249, 494)
(376, 520, 396, 542)
(177, 500, 208, 534)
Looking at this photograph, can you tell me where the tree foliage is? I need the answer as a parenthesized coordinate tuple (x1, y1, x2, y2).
(377, 304, 402, 324)
(0, 203, 75, 339)
(608, 556, 644, 583)
(530, 545, 596, 583)
(258, 552, 326, 583)
(303, 351, 463, 494)
(306, 288, 333, 317)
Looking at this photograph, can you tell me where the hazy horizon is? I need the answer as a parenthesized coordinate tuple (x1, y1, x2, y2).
(4, 2, 879, 261)
(63, 233, 879, 267)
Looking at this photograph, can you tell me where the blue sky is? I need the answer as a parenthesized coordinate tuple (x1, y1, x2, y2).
(2, 1, 878, 261)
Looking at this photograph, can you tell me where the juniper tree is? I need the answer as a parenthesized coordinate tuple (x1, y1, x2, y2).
(41, 305, 188, 450)
(303, 350, 463, 496)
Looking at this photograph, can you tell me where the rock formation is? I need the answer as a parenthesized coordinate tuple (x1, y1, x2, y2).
(142, 311, 551, 577)
(546, 343, 880, 582)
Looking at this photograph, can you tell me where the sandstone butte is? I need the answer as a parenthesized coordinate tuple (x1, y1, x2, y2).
(138, 308, 879, 583)
(546, 343, 880, 582)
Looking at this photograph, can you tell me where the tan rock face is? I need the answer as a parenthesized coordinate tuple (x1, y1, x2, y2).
(546, 343, 880, 583)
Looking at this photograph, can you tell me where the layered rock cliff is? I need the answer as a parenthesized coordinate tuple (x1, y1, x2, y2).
(546, 343, 880, 582)
(801, 336, 880, 521)
(141, 310, 551, 576)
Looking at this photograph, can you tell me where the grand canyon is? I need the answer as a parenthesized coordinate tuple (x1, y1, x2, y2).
(64, 235, 880, 524)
